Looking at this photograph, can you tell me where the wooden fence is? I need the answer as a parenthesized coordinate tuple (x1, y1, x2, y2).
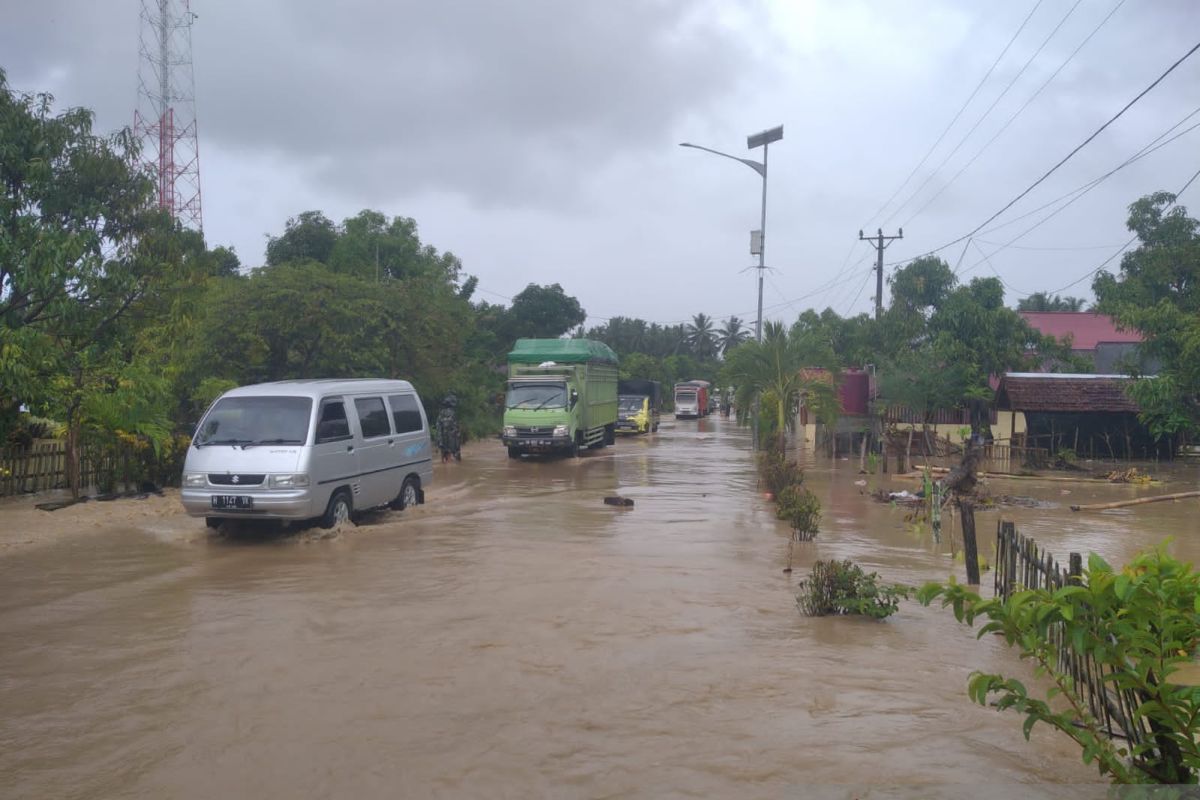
(981, 442, 1050, 473)
(0, 440, 149, 497)
(993, 520, 1149, 747)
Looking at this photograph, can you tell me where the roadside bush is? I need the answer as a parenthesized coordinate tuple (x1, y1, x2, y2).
(776, 484, 821, 540)
(919, 545, 1200, 784)
(797, 560, 908, 619)
(758, 446, 803, 498)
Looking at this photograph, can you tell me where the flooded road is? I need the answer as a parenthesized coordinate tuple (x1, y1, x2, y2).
(2, 417, 1195, 797)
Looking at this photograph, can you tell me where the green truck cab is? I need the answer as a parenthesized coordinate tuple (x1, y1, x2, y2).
(501, 339, 619, 458)
(617, 379, 661, 435)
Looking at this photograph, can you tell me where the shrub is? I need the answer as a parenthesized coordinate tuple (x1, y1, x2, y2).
(758, 448, 803, 497)
(918, 546, 1200, 784)
(776, 484, 821, 540)
(797, 560, 908, 619)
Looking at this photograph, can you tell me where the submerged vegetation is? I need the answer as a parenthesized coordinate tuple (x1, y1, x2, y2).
(797, 560, 908, 619)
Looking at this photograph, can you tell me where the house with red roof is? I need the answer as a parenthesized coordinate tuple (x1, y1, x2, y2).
(1019, 312, 1149, 373)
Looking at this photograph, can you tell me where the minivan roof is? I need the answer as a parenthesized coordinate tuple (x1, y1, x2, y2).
(220, 379, 416, 400)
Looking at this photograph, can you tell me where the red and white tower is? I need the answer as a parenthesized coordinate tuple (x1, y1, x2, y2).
(134, 0, 202, 232)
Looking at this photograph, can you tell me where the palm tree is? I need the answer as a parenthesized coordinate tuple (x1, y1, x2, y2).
(718, 316, 749, 356)
(686, 313, 718, 360)
(722, 320, 837, 446)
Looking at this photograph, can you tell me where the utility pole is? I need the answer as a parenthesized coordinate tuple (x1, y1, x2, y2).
(859, 228, 903, 320)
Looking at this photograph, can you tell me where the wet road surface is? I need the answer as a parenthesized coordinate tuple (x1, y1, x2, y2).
(2, 417, 1196, 797)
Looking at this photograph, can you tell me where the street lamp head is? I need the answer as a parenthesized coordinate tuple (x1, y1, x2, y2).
(747, 125, 783, 150)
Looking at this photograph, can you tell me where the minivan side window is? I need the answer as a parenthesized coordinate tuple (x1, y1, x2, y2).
(354, 397, 392, 439)
(388, 394, 424, 434)
(316, 400, 351, 443)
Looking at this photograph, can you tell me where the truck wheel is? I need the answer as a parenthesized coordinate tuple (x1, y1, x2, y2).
(391, 476, 420, 511)
(570, 435, 581, 458)
(507, 446, 521, 459)
(320, 490, 353, 529)
(605, 424, 615, 445)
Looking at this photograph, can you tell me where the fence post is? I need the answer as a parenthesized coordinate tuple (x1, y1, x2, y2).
(959, 499, 980, 585)
(1068, 552, 1083, 584)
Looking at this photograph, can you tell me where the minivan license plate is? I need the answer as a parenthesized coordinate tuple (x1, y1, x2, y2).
(211, 495, 253, 510)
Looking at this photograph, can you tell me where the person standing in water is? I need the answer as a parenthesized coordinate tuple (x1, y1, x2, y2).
(436, 395, 461, 462)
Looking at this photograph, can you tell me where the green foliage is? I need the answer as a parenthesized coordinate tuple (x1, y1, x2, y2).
(1094, 192, 1200, 438)
(775, 484, 821, 539)
(686, 313, 718, 360)
(757, 439, 803, 497)
(797, 560, 908, 618)
(1017, 292, 1087, 312)
(918, 546, 1200, 784)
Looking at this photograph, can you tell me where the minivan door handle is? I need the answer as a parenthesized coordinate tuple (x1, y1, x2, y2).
(347, 445, 354, 452)
(387, 439, 394, 445)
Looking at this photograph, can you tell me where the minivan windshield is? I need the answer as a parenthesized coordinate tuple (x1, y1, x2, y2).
(507, 383, 567, 410)
(194, 396, 314, 446)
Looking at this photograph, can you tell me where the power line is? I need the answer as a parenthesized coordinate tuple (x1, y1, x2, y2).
(884, 38, 1200, 269)
(901, 0, 1126, 228)
(1031, 161, 1200, 296)
(955, 106, 1200, 275)
(884, 0, 1085, 228)
(861, 0, 1045, 229)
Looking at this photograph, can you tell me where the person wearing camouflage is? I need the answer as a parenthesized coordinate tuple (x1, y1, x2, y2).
(436, 395, 461, 462)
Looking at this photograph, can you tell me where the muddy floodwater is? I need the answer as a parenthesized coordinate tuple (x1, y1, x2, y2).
(2, 418, 1197, 797)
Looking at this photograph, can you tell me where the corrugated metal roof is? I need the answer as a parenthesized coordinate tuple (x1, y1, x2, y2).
(996, 373, 1139, 413)
(1019, 312, 1143, 351)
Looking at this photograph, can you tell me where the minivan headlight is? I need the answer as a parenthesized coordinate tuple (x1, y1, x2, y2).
(269, 473, 310, 489)
(553, 425, 568, 437)
(503, 425, 517, 437)
(183, 472, 206, 487)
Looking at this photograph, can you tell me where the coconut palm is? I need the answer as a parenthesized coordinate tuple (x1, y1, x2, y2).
(685, 313, 718, 360)
(718, 316, 750, 356)
(722, 320, 837, 445)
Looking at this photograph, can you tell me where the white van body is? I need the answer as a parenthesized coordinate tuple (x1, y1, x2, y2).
(180, 379, 434, 525)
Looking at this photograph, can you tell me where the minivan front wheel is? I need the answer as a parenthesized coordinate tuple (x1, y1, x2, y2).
(320, 490, 353, 529)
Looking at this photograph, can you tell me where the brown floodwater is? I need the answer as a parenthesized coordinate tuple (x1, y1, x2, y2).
(1, 417, 1197, 798)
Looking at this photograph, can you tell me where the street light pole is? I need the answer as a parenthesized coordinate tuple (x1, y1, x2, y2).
(680, 125, 782, 343)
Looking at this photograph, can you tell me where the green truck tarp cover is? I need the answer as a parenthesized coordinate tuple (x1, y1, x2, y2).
(507, 339, 618, 365)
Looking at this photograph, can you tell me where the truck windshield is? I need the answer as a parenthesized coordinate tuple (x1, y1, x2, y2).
(194, 396, 313, 446)
(507, 384, 567, 410)
(618, 396, 643, 414)
(675, 391, 695, 405)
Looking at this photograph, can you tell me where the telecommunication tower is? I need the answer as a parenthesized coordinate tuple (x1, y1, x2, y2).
(134, 0, 203, 232)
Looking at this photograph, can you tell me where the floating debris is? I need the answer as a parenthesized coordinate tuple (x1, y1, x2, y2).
(603, 496, 634, 507)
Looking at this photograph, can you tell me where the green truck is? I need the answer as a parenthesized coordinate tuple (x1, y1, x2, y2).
(501, 339, 619, 458)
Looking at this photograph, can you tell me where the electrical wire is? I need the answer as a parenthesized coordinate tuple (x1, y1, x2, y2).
(884, 38, 1200, 269)
(1031, 162, 1200, 296)
(861, 0, 1045, 229)
(900, 0, 1127, 228)
(954, 107, 1200, 275)
(884, 0, 1085, 228)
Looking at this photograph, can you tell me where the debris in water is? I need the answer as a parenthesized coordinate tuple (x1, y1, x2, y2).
(603, 496, 634, 507)
(853, 479, 867, 487)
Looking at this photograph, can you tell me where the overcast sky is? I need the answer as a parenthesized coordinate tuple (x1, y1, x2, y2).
(4, 0, 1199, 328)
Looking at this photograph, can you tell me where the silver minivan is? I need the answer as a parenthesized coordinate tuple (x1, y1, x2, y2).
(180, 379, 434, 528)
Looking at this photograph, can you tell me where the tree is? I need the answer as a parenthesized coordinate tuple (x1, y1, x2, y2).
(501, 283, 586, 341)
(328, 210, 463, 284)
(265, 210, 338, 266)
(686, 313, 718, 360)
(1094, 192, 1200, 441)
(0, 70, 185, 493)
(1017, 292, 1087, 312)
(920, 545, 1200, 784)
(718, 316, 749, 355)
(722, 320, 836, 442)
